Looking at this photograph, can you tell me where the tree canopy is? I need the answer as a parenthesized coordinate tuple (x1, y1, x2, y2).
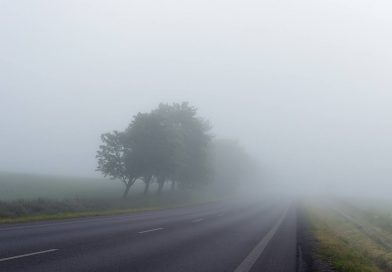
(96, 102, 212, 198)
(97, 102, 260, 198)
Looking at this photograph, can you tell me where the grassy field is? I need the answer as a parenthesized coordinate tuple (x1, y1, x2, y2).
(0, 172, 219, 224)
(305, 199, 392, 272)
(0, 193, 214, 224)
(0, 172, 135, 200)
(341, 198, 392, 237)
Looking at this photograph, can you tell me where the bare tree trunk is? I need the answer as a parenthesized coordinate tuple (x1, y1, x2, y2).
(122, 178, 135, 199)
(143, 176, 152, 195)
(157, 177, 165, 195)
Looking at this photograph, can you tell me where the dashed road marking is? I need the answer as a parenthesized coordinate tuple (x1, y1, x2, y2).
(138, 228, 164, 234)
(0, 249, 59, 262)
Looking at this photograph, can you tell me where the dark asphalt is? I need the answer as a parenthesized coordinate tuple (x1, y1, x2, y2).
(0, 199, 297, 272)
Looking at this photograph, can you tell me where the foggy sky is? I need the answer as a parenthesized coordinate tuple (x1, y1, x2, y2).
(1, 0, 391, 195)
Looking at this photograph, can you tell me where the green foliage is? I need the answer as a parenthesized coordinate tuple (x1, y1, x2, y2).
(152, 102, 212, 189)
(96, 131, 138, 198)
(96, 102, 261, 199)
(96, 102, 212, 197)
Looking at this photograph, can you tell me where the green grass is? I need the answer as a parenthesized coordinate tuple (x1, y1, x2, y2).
(0, 207, 159, 224)
(341, 199, 392, 237)
(304, 200, 392, 272)
(307, 208, 380, 272)
(0, 172, 126, 200)
(0, 171, 221, 224)
(0, 193, 218, 224)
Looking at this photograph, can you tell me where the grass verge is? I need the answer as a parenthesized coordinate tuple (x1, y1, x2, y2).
(0, 207, 160, 224)
(304, 202, 385, 272)
(0, 192, 220, 224)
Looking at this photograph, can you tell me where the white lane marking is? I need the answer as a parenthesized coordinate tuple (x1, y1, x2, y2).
(0, 249, 59, 262)
(234, 208, 289, 272)
(192, 218, 204, 223)
(138, 228, 164, 234)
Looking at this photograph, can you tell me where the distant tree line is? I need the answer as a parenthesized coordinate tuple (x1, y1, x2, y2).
(209, 139, 260, 192)
(97, 102, 259, 198)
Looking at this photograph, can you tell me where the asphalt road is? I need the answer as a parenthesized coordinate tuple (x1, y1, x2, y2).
(0, 199, 297, 272)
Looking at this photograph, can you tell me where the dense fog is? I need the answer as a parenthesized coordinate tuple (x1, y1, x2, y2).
(1, 0, 391, 197)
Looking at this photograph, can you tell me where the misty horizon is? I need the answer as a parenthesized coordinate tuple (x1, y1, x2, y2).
(1, 0, 391, 197)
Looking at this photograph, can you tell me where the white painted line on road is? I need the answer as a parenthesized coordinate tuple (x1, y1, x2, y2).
(234, 208, 289, 272)
(192, 218, 204, 223)
(138, 228, 164, 234)
(0, 249, 59, 262)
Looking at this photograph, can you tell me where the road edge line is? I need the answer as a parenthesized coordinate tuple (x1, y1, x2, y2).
(234, 207, 289, 272)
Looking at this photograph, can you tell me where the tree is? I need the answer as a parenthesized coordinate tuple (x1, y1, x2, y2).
(123, 112, 175, 195)
(208, 139, 259, 192)
(97, 102, 213, 197)
(96, 131, 140, 198)
(153, 102, 212, 191)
